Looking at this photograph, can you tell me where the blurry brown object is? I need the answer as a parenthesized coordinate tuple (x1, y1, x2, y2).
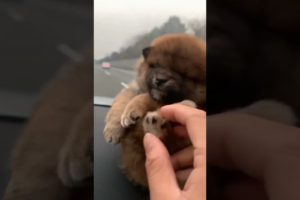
(3, 51, 93, 200)
(207, 0, 300, 199)
(103, 34, 206, 187)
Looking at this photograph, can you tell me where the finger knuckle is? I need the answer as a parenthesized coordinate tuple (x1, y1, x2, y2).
(146, 156, 165, 176)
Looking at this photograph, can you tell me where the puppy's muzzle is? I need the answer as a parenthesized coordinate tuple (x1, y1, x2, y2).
(153, 76, 168, 87)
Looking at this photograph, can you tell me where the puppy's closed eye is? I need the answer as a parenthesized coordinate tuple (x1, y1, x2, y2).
(149, 63, 160, 68)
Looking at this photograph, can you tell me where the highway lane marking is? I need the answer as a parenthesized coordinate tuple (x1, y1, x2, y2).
(121, 82, 128, 88)
(104, 70, 111, 76)
(57, 44, 83, 62)
(108, 68, 134, 82)
(110, 67, 135, 76)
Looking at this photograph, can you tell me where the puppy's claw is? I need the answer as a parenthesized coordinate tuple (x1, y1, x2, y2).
(121, 110, 142, 128)
(103, 125, 123, 144)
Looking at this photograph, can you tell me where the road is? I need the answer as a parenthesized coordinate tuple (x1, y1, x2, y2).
(0, 0, 92, 117)
(94, 59, 136, 100)
(0, 0, 92, 94)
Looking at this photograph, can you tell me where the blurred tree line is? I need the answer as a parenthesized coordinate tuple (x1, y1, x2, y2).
(187, 19, 206, 39)
(99, 16, 205, 62)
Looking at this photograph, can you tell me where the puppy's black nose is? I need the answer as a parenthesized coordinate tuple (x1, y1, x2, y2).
(154, 77, 168, 87)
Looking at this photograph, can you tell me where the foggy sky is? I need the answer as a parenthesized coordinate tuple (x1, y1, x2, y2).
(94, 0, 206, 59)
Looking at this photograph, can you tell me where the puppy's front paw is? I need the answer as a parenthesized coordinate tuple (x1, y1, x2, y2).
(121, 107, 143, 128)
(143, 111, 170, 138)
(57, 138, 93, 187)
(103, 123, 124, 144)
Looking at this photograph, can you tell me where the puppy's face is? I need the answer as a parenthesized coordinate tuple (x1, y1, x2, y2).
(137, 34, 206, 106)
(144, 58, 185, 104)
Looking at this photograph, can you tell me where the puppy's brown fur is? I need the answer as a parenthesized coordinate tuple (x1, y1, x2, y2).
(104, 34, 206, 186)
(4, 53, 93, 200)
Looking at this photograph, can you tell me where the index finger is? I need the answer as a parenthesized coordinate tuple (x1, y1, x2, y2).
(160, 104, 206, 150)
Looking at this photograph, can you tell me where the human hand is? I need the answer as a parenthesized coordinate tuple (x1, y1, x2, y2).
(143, 104, 206, 200)
(208, 113, 300, 200)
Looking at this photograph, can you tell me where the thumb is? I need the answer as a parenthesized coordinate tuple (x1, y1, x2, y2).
(144, 133, 180, 198)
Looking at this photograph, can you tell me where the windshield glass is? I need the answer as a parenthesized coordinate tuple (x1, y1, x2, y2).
(94, 0, 206, 106)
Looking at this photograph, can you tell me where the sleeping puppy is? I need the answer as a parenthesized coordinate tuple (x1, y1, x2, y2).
(103, 34, 206, 186)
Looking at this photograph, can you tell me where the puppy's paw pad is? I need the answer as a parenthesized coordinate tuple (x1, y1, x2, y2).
(121, 110, 142, 128)
(103, 124, 123, 144)
(143, 111, 169, 138)
(57, 145, 93, 187)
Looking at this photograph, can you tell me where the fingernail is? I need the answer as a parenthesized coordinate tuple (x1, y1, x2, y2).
(144, 133, 155, 154)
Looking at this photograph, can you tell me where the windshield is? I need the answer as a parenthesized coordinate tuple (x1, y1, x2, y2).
(94, 0, 206, 106)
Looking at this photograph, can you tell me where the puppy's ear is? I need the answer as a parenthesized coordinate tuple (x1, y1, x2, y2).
(142, 47, 152, 59)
